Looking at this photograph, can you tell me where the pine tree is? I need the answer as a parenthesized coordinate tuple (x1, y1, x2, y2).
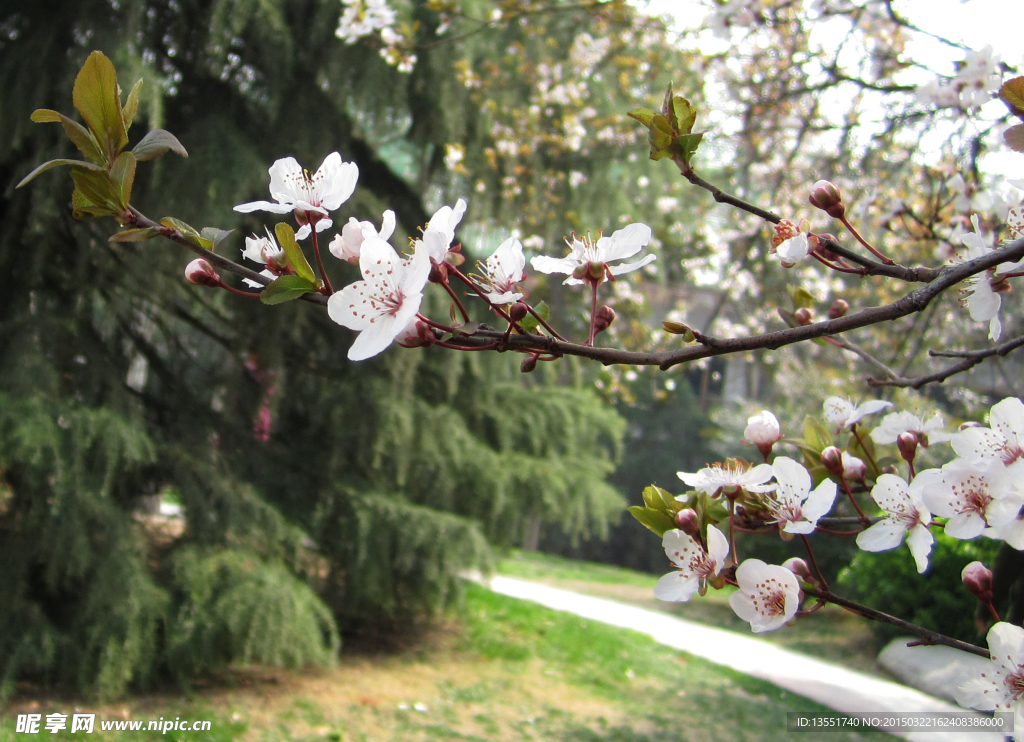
(0, 0, 694, 697)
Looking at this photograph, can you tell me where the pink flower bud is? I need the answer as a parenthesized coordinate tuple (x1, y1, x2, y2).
(842, 451, 866, 482)
(783, 557, 813, 583)
(744, 410, 782, 460)
(962, 561, 994, 604)
(509, 302, 529, 323)
(897, 432, 918, 465)
(821, 446, 844, 477)
(809, 180, 846, 219)
(675, 509, 700, 538)
(594, 305, 616, 334)
(185, 259, 220, 287)
(828, 299, 849, 319)
(793, 307, 813, 326)
(521, 355, 538, 373)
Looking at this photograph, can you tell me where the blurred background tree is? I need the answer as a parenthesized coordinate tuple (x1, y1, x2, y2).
(0, 0, 715, 698)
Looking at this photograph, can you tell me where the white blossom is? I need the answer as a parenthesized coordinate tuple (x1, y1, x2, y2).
(729, 559, 801, 633)
(765, 456, 836, 535)
(472, 237, 526, 304)
(653, 525, 729, 602)
(234, 153, 358, 240)
(240, 228, 286, 288)
(677, 462, 775, 497)
(919, 459, 1023, 541)
(329, 210, 396, 264)
(856, 474, 933, 573)
(419, 199, 467, 264)
(327, 236, 430, 361)
(952, 398, 1024, 478)
(771, 232, 810, 267)
(531, 223, 654, 285)
(822, 396, 892, 434)
(870, 410, 951, 446)
(956, 622, 1024, 740)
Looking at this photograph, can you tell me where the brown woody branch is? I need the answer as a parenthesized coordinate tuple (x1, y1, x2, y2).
(868, 333, 1024, 389)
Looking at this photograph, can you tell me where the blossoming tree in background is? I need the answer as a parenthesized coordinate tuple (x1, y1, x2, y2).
(15, 0, 1024, 727)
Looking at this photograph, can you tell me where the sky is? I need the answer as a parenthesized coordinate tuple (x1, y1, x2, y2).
(633, 0, 1024, 179)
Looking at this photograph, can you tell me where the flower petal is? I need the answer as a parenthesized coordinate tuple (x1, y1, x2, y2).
(654, 571, 699, 602)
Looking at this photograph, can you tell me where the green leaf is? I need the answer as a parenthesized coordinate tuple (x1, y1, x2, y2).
(16, 158, 104, 188)
(260, 274, 319, 305)
(533, 300, 550, 322)
(519, 314, 539, 333)
(803, 414, 833, 454)
(122, 79, 143, 132)
(274, 223, 317, 284)
(31, 109, 105, 163)
(70, 166, 120, 214)
(72, 51, 128, 162)
(109, 227, 161, 242)
(109, 151, 136, 208)
(626, 506, 676, 537)
(649, 147, 672, 161)
(641, 485, 670, 510)
(132, 129, 188, 161)
(788, 285, 815, 310)
(160, 217, 202, 240)
(627, 107, 657, 127)
(674, 132, 703, 166)
(200, 227, 234, 249)
(672, 96, 697, 135)
(649, 115, 674, 149)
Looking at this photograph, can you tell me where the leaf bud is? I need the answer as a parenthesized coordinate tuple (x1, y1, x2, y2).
(520, 355, 538, 373)
(793, 307, 813, 326)
(185, 258, 220, 287)
(809, 180, 846, 219)
(675, 509, 700, 538)
(897, 431, 918, 465)
(828, 299, 849, 319)
(820, 446, 844, 477)
(509, 302, 529, 323)
(662, 321, 690, 335)
(594, 305, 616, 334)
(783, 557, 814, 584)
(962, 561, 994, 604)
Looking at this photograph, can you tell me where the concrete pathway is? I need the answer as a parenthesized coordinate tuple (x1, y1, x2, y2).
(488, 576, 1006, 742)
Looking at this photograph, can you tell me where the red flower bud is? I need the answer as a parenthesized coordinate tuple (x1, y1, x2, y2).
(675, 509, 700, 538)
(821, 446, 844, 477)
(783, 557, 814, 583)
(828, 299, 849, 319)
(793, 307, 813, 326)
(809, 180, 846, 219)
(520, 355, 538, 373)
(185, 259, 220, 287)
(594, 305, 616, 334)
(509, 302, 529, 323)
(962, 561, 994, 604)
(897, 432, 918, 465)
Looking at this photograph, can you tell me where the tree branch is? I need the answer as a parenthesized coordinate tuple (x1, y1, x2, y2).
(868, 334, 1024, 389)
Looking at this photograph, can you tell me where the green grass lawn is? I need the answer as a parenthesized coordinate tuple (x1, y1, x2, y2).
(1, 582, 888, 741)
(496, 549, 886, 675)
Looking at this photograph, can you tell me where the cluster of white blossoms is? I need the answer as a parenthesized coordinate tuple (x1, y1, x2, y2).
(918, 45, 1002, 110)
(655, 395, 1024, 638)
(233, 152, 654, 360)
(335, 0, 416, 72)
